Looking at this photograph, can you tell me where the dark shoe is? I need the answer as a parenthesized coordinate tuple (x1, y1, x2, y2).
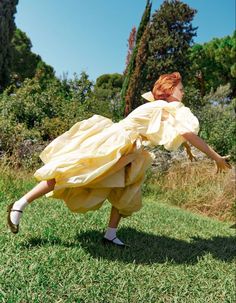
(102, 237, 129, 248)
(7, 203, 22, 234)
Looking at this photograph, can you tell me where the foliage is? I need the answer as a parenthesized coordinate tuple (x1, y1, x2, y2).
(147, 0, 196, 82)
(90, 73, 123, 121)
(188, 31, 236, 97)
(11, 28, 55, 84)
(96, 73, 123, 90)
(195, 84, 236, 161)
(0, 0, 18, 91)
(198, 105, 236, 161)
(121, 0, 152, 116)
(0, 71, 125, 168)
(124, 27, 136, 71)
(125, 25, 150, 113)
(0, 0, 235, 173)
(182, 85, 204, 109)
(125, 0, 197, 113)
(0, 72, 94, 167)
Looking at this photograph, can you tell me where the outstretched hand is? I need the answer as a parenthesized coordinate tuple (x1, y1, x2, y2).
(187, 149, 197, 162)
(183, 142, 197, 162)
(215, 155, 232, 173)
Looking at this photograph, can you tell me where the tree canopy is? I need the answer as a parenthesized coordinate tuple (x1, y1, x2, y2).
(125, 0, 197, 113)
(0, 0, 18, 91)
(188, 31, 236, 97)
(11, 28, 55, 84)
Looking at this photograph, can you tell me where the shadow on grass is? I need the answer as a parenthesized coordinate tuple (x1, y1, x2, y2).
(20, 227, 236, 265)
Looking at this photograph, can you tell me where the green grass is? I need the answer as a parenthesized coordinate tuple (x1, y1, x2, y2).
(0, 171, 235, 303)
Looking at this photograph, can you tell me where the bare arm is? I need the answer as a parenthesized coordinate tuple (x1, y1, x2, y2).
(182, 132, 231, 172)
(182, 132, 220, 161)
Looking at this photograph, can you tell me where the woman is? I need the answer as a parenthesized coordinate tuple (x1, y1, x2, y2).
(7, 72, 231, 246)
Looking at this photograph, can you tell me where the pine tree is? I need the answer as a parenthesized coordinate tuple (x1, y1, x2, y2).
(11, 28, 55, 84)
(121, 0, 152, 115)
(147, 0, 197, 83)
(125, 0, 197, 113)
(0, 0, 19, 91)
(188, 31, 236, 97)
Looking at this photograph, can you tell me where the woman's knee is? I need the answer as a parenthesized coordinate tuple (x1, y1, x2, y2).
(46, 179, 56, 188)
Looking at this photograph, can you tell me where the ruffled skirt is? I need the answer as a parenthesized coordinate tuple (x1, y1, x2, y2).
(34, 115, 153, 216)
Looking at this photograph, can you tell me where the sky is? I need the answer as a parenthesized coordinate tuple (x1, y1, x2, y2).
(15, 0, 235, 82)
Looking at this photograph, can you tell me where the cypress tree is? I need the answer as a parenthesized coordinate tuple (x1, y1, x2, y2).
(126, 0, 197, 113)
(121, 0, 152, 115)
(125, 25, 150, 114)
(124, 27, 136, 74)
(0, 0, 19, 91)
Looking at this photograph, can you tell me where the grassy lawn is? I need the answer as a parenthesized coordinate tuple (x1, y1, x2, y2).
(0, 171, 235, 302)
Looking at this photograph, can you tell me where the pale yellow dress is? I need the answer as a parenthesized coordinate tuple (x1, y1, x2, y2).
(34, 100, 199, 216)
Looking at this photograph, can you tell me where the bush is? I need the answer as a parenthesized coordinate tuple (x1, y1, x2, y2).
(0, 73, 94, 168)
(196, 90, 236, 161)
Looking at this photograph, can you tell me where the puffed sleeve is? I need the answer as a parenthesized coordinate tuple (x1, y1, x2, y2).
(145, 107, 178, 149)
(174, 106, 200, 135)
(144, 104, 199, 151)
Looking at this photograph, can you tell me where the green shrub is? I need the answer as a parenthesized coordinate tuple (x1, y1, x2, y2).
(0, 73, 95, 168)
(197, 103, 235, 161)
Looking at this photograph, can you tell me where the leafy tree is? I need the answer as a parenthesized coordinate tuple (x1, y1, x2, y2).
(196, 85, 236, 161)
(34, 61, 55, 81)
(188, 31, 236, 97)
(125, 0, 197, 114)
(0, 0, 18, 91)
(147, 0, 197, 80)
(11, 28, 55, 84)
(0, 71, 97, 167)
(90, 73, 123, 120)
(96, 73, 123, 89)
(66, 71, 93, 104)
(0, 72, 93, 140)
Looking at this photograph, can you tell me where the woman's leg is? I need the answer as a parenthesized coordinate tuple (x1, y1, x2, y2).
(24, 179, 56, 203)
(8, 179, 56, 231)
(104, 206, 125, 246)
(107, 206, 122, 228)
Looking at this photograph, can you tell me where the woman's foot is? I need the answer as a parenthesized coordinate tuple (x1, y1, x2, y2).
(102, 236, 126, 247)
(7, 203, 22, 234)
(7, 197, 28, 234)
(103, 227, 126, 247)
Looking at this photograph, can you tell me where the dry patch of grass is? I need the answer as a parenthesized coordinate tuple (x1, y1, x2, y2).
(151, 160, 235, 222)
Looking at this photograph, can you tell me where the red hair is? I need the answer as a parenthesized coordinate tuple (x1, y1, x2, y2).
(152, 72, 182, 100)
